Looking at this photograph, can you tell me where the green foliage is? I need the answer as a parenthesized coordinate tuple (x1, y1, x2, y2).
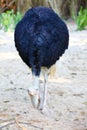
(0, 10, 22, 31)
(73, 7, 87, 30)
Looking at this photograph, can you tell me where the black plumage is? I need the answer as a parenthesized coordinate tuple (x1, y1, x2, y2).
(14, 6, 69, 76)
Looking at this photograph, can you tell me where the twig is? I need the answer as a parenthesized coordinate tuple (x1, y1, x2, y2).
(15, 117, 42, 130)
(0, 121, 15, 129)
(19, 121, 43, 130)
(15, 118, 27, 130)
(0, 119, 42, 130)
(0, 118, 14, 124)
(0, 0, 16, 14)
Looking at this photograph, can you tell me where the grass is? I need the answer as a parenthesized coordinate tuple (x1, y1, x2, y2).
(0, 10, 22, 32)
(0, 7, 87, 31)
(73, 7, 87, 30)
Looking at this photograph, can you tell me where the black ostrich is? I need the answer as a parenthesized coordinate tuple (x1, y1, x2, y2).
(14, 6, 69, 114)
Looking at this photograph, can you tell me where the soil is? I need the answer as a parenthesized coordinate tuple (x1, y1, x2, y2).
(0, 20, 87, 130)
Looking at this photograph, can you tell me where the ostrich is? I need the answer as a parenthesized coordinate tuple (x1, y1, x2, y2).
(14, 6, 69, 114)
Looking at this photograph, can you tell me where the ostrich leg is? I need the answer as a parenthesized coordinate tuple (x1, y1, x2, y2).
(39, 68, 49, 112)
(28, 75, 40, 108)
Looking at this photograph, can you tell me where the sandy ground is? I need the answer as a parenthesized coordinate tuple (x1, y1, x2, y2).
(0, 21, 87, 130)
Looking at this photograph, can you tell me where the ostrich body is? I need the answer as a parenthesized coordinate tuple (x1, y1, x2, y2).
(14, 6, 69, 114)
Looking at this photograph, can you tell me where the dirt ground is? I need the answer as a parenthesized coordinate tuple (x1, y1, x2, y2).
(0, 20, 87, 130)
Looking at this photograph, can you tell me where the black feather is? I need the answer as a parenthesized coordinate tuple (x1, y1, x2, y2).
(14, 6, 69, 76)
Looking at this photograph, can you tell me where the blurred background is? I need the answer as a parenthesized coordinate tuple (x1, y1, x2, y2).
(0, 0, 87, 17)
(0, 0, 87, 31)
(0, 1, 87, 129)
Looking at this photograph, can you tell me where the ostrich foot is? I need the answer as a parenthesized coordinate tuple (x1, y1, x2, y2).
(28, 89, 40, 108)
(40, 105, 53, 117)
